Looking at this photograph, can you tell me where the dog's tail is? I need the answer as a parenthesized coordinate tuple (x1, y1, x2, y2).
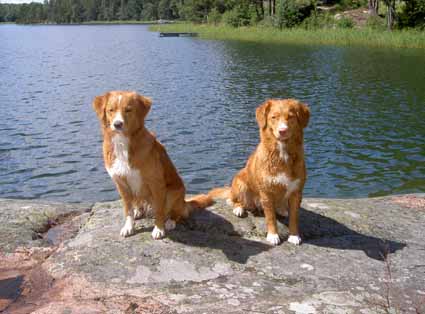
(208, 186, 231, 200)
(185, 194, 214, 214)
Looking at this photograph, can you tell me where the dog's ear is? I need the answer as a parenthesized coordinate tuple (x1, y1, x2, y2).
(135, 94, 152, 119)
(296, 101, 310, 129)
(92, 93, 109, 126)
(256, 99, 272, 130)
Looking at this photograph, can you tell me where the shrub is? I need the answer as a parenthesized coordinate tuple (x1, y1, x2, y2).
(366, 14, 386, 30)
(276, 0, 302, 28)
(177, 0, 204, 23)
(336, 16, 354, 28)
(208, 7, 221, 25)
(301, 12, 334, 29)
(275, 0, 315, 28)
(399, 0, 425, 29)
(257, 15, 277, 28)
(222, 5, 251, 27)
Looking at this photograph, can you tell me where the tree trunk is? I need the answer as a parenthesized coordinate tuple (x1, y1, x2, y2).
(385, 0, 395, 30)
(269, 0, 272, 16)
(260, 0, 264, 17)
(368, 0, 379, 16)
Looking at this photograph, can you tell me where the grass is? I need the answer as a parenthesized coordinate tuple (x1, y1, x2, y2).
(150, 23, 425, 49)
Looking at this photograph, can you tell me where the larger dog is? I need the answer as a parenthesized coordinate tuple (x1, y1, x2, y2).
(210, 99, 310, 246)
(93, 91, 212, 239)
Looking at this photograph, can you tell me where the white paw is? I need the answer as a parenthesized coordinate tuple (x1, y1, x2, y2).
(165, 219, 176, 231)
(266, 233, 281, 246)
(288, 235, 302, 245)
(134, 207, 143, 219)
(151, 225, 165, 239)
(120, 216, 135, 237)
(233, 206, 245, 217)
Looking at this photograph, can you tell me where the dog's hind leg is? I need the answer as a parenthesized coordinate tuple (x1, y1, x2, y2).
(230, 171, 254, 218)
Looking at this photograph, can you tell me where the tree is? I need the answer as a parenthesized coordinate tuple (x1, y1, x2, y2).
(368, 0, 379, 16)
(276, 0, 301, 28)
(119, 0, 128, 19)
(127, 0, 143, 20)
(383, 0, 396, 30)
(71, 0, 85, 22)
(400, 0, 425, 28)
(140, 2, 158, 20)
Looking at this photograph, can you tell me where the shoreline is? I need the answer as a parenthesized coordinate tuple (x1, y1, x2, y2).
(0, 20, 166, 26)
(150, 23, 425, 49)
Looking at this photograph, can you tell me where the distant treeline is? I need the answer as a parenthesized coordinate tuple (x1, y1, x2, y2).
(0, 0, 424, 29)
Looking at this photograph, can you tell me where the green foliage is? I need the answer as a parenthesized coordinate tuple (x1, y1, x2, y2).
(301, 12, 334, 29)
(140, 2, 157, 20)
(178, 2, 199, 22)
(274, 0, 315, 29)
(336, 16, 354, 28)
(222, 5, 251, 27)
(276, 0, 302, 28)
(366, 14, 386, 30)
(399, 0, 425, 29)
(208, 7, 221, 25)
(0, 0, 423, 31)
(256, 15, 277, 27)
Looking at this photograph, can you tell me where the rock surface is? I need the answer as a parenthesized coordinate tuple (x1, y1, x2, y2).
(1, 194, 425, 314)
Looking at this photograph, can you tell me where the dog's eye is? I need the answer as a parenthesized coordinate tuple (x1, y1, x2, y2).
(271, 116, 277, 120)
(125, 108, 132, 113)
(108, 108, 114, 113)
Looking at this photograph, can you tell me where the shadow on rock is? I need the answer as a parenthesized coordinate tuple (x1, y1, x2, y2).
(298, 207, 406, 261)
(0, 275, 24, 307)
(167, 210, 272, 264)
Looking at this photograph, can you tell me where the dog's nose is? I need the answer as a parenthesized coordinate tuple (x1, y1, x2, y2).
(278, 126, 288, 136)
(113, 121, 123, 130)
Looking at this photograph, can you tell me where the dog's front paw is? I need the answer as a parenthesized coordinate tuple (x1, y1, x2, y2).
(151, 225, 165, 239)
(266, 233, 281, 246)
(287, 235, 302, 245)
(120, 217, 135, 237)
(233, 207, 245, 217)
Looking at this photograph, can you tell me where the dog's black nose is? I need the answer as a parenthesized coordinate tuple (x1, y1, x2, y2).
(113, 121, 123, 129)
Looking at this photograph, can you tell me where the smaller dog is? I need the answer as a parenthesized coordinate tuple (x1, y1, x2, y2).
(93, 91, 212, 239)
(210, 99, 310, 245)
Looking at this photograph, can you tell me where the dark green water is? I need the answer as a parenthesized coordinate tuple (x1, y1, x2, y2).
(0, 24, 424, 202)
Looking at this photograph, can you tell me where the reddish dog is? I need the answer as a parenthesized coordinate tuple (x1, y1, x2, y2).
(93, 91, 212, 239)
(210, 99, 310, 245)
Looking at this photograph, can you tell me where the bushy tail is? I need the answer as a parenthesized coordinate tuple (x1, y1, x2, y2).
(208, 186, 231, 200)
(185, 194, 214, 213)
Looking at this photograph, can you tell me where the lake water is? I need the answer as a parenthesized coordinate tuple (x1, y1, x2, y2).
(1, 24, 424, 203)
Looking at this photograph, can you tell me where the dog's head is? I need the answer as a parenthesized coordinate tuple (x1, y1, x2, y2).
(92, 91, 152, 135)
(256, 99, 310, 142)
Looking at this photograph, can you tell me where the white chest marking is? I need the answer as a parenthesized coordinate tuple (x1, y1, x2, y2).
(277, 142, 289, 163)
(266, 173, 300, 197)
(106, 134, 142, 196)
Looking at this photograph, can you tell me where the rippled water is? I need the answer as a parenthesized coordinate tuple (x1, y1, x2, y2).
(1, 24, 424, 203)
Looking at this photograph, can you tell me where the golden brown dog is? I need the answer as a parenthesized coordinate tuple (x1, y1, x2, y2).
(210, 99, 310, 245)
(93, 91, 212, 239)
